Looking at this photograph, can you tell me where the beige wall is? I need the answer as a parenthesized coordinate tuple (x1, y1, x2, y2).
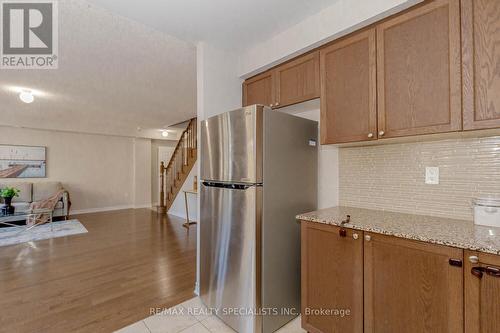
(0, 126, 153, 213)
(339, 136, 500, 221)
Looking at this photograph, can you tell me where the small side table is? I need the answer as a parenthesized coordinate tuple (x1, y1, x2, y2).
(183, 189, 198, 228)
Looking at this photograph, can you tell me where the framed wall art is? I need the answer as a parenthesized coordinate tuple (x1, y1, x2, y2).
(0, 145, 46, 178)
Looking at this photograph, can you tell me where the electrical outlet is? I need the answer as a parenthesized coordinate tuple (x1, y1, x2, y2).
(425, 167, 439, 184)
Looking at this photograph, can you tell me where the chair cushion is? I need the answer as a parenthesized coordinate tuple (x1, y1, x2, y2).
(33, 182, 63, 201)
(0, 182, 32, 203)
(11, 202, 31, 213)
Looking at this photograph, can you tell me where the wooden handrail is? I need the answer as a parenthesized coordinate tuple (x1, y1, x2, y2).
(159, 118, 197, 213)
(165, 118, 196, 172)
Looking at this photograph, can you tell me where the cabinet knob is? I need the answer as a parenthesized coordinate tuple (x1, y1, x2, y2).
(367, 133, 374, 138)
(378, 130, 385, 137)
(365, 235, 371, 242)
(469, 255, 479, 264)
(353, 233, 359, 240)
(275, 102, 280, 107)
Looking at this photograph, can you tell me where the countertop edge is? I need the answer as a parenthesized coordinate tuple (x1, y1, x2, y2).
(296, 214, 500, 256)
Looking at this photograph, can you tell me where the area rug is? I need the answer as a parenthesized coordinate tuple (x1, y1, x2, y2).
(0, 220, 88, 247)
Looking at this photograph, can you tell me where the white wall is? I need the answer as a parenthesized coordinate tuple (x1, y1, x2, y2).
(151, 139, 177, 206)
(133, 138, 152, 208)
(197, 42, 243, 119)
(238, 0, 421, 77)
(279, 100, 339, 209)
(168, 161, 198, 221)
(0, 126, 152, 214)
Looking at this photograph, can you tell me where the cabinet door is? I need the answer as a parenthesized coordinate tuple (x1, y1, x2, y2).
(465, 250, 500, 333)
(242, 71, 274, 108)
(377, 0, 462, 138)
(364, 233, 463, 333)
(275, 52, 320, 108)
(462, 0, 500, 130)
(320, 29, 377, 144)
(301, 222, 363, 333)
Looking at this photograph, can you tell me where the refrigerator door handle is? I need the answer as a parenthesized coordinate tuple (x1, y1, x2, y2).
(202, 181, 260, 190)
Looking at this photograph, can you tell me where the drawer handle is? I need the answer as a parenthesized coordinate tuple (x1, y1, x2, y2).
(449, 259, 462, 267)
(471, 266, 500, 279)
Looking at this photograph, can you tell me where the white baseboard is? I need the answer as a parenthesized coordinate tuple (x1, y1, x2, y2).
(71, 204, 152, 215)
(134, 203, 153, 209)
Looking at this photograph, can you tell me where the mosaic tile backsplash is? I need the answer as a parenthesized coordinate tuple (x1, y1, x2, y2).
(339, 136, 500, 221)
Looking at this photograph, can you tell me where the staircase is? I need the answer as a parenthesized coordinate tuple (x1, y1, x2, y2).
(158, 118, 197, 213)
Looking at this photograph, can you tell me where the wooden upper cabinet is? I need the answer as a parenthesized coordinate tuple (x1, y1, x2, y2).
(377, 0, 462, 139)
(243, 52, 320, 109)
(364, 233, 464, 333)
(320, 29, 377, 144)
(462, 0, 500, 130)
(301, 222, 363, 333)
(465, 250, 500, 333)
(242, 71, 274, 108)
(275, 51, 320, 108)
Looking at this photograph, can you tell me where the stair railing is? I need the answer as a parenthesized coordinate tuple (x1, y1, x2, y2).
(159, 118, 197, 213)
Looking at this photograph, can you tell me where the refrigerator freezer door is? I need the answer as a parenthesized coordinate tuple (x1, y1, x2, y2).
(200, 181, 262, 333)
(200, 105, 263, 183)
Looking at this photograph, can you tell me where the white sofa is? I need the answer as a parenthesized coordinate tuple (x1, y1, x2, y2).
(0, 181, 69, 220)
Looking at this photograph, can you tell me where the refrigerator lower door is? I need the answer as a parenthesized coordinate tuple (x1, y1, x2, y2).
(200, 181, 262, 333)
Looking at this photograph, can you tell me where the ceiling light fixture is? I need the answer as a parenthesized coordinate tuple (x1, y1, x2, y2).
(161, 131, 169, 137)
(19, 90, 34, 104)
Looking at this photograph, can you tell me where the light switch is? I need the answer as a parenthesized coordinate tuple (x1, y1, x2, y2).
(425, 167, 439, 184)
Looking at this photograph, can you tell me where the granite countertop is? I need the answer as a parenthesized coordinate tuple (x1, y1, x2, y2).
(297, 206, 500, 255)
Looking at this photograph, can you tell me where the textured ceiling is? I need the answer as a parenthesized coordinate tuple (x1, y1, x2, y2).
(1, 0, 196, 140)
(2, 0, 337, 139)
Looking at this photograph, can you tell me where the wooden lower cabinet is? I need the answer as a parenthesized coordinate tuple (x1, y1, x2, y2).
(301, 222, 363, 333)
(364, 233, 464, 333)
(301, 223, 474, 333)
(465, 250, 500, 333)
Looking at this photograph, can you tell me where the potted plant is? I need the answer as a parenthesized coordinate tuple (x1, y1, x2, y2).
(1, 187, 20, 215)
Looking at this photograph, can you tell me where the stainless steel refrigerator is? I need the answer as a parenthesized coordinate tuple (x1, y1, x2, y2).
(200, 105, 317, 333)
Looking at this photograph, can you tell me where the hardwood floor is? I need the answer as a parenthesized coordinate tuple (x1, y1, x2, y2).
(0, 209, 197, 333)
